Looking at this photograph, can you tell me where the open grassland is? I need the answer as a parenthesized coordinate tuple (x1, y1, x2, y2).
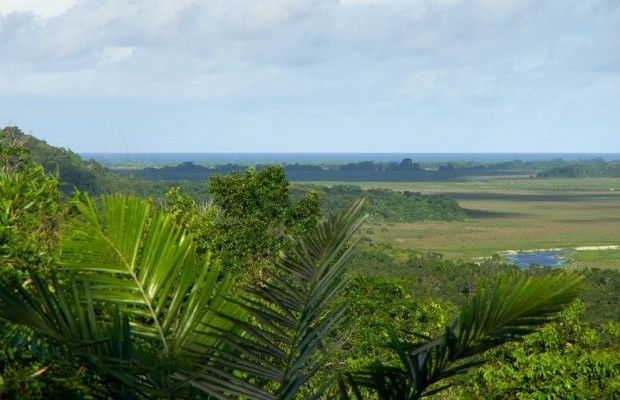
(303, 176, 620, 193)
(566, 248, 620, 270)
(301, 176, 620, 269)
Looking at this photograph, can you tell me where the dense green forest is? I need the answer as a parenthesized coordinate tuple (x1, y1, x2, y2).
(1, 127, 619, 399)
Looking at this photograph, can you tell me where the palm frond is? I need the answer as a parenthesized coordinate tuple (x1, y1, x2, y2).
(1, 194, 247, 398)
(0, 270, 151, 396)
(347, 272, 583, 399)
(58, 194, 242, 358)
(182, 199, 367, 399)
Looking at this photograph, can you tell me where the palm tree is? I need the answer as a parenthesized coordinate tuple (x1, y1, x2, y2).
(1, 194, 245, 398)
(0, 194, 582, 399)
(341, 273, 583, 399)
(180, 195, 367, 399)
(0, 194, 366, 398)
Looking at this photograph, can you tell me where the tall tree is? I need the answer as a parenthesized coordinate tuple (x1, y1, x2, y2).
(208, 165, 320, 276)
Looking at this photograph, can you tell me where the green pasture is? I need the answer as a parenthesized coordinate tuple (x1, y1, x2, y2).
(302, 176, 620, 193)
(299, 176, 620, 270)
(565, 248, 620, 270)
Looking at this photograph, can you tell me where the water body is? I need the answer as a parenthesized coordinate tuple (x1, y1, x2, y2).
(504, 251, 567, 269)
(80, 152, 620, 165)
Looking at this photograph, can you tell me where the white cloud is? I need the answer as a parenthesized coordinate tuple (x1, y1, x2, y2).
(1, 0, 620, 152)
(98, 46, 133, 66)
(473, 0, 536, 24)
(2, 0, 618, 101)
(0, 0, 80, 19)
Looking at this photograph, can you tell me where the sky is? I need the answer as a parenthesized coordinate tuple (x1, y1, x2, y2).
(1, 0, 619, 153)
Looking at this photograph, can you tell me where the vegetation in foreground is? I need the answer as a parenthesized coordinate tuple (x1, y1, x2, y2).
(1, 127, 619, 399)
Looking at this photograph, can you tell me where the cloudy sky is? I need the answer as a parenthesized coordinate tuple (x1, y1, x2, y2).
(1, 0, 619, 153)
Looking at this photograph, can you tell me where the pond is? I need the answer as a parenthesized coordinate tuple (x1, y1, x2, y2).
(504, 250, 567, 269)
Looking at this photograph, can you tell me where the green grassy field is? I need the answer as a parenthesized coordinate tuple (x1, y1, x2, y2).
(300, 176, 620, 269)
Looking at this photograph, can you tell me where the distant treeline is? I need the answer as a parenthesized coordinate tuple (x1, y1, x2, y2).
(112, 159, 535, 182)
(109, 157, 620, 181)
(4, 126, 619, 200)
(117, 163, 531, 182)
(537, 158, 620, 178)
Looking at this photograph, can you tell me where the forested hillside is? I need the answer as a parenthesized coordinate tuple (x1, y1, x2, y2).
(0, 126, 104, 192)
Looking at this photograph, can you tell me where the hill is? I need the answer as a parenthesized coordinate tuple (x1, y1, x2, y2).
(1, 126, 103, 193)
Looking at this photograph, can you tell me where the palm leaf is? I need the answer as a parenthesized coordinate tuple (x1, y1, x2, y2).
(0, 270, 150, 396)
(347, 272, 583, 399)
(179, 199, 367, 399)
(1, 194, 246, 398)
(58, 194, 241, 357)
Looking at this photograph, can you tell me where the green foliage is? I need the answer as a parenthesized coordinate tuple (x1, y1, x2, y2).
(0, 352, 46, 400)
(0, 194, 243, 398)
(344, 246, 619, 398)
(0, 154, 96, 398)
(579, 267, 620, 323)
(58, 195, 241, 353)
(0, 128, 30, 175)
(0, 126, 63, 278)
(348, 245, 523, 306)
(0, 193, 366, 399)
(525, 266, 620, 323)
(207, 165, 321, 275)
(344, 273, 583, 400)
(178, 199, 367, 399)
(1, 126, 199, 200)
(350, 244, 619, 326)
(0, 188, 592, 399)
(0, 350, 96, 400)
(340, 277, 455, 373)
(461, 301, 620, 399)
(317, 185, 465, 222)
(0, 132, 607, 398)
(100, 174, 208, 202)
(0, 164, 61, 276)
(162, 186, 217, 257)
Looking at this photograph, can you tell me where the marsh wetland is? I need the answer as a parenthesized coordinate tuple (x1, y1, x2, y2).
(307, 176, 620, 270)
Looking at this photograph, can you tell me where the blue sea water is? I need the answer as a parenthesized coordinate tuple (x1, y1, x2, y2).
(80, 152, 620, 165)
